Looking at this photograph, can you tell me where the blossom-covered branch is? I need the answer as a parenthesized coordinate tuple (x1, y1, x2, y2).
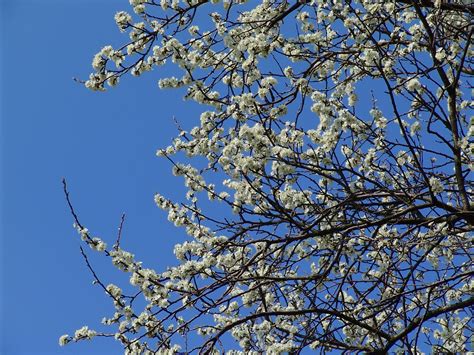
(63, 0, 473, 353)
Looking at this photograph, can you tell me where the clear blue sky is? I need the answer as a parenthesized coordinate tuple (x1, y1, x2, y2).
(1, 1, 194, 353)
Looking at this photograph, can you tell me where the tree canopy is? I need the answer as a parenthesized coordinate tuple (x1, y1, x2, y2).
(62, 0, 473, 353)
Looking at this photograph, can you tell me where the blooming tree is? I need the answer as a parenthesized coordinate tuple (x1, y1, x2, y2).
(62, 0, 474, 353)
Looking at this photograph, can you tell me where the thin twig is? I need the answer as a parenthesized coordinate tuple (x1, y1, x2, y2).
(62, 178, 84, 230)
(79, 246, 125, 307)
(115, 213, 126, 251)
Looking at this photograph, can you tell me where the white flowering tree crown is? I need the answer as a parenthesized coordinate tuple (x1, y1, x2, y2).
(62, 0, 474, 353)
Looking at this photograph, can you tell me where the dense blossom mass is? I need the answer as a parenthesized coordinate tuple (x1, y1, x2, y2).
(63, 0, 473, 353)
